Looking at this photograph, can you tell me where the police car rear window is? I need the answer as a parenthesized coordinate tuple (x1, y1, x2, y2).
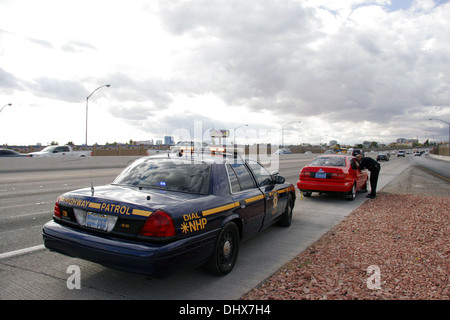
(310, 156, 346, 167)
(113, 158, 211, 194)
(226, 163, 255, 193)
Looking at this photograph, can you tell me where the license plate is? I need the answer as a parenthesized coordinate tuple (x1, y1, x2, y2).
(85, 212, 108, 231)
(315, 172, 327, 179)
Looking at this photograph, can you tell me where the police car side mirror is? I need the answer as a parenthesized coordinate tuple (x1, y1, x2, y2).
(272, 174, 285, 184)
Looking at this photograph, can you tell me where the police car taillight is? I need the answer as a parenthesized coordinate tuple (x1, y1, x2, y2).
(138, 210, 176, 238)
(53, 198, 62, 219)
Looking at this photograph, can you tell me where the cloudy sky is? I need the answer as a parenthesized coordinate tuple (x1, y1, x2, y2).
(1, 0, 449, 147)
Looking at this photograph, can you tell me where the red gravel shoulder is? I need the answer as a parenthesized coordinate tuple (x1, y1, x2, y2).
(241, 193, 450, 300)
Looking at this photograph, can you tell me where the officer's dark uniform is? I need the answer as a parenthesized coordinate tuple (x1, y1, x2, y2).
(357, 155, 381, 198)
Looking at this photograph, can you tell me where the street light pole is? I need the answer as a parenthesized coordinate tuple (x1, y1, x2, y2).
(429, 118, 450, 156)
(0, 103, 12, 114)
(86, 85, 110, 146)
(282, 121, 301, 148)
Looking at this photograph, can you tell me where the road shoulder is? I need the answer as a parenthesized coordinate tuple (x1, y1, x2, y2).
(241, 160, 450, 300)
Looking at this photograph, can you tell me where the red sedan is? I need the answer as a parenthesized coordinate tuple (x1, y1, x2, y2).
(297, 154, 368, 200)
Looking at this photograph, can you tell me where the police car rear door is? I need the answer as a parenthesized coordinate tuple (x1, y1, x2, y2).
(226, 161, 265, 240)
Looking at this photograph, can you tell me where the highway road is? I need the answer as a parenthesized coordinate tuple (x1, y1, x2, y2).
(0, 153, 446, 300)
(411, 154, 450, 181)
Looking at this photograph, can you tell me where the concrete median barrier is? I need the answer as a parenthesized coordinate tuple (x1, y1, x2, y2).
(0, 156, 143, 173)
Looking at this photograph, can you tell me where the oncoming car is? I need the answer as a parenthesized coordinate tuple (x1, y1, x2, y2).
(43, 152, 296, 277)
(376, 152, 389, 161)
(0, 149, 31, 157)
(296, 154, 368, 200)
(273, 148, 292, 154)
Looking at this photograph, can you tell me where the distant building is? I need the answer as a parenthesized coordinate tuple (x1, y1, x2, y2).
(396, 138, 418, 145)
(164, 136, 174, 145)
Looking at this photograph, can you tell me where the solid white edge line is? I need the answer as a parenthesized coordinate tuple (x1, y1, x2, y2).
(0, 244, 45, 260)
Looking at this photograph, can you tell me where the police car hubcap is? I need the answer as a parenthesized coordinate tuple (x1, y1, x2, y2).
(223, 241, 232, 258)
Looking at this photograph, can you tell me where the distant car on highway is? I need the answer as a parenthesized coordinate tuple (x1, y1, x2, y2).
(297, 154, 368, 200)
(376, 152, 389, 161)
(29, 145, 91, 157)
(0, 149, 31, 157)
(274, 148, 292, 154)
(397, 150, 406, 157)
(43, 152, 296, 277)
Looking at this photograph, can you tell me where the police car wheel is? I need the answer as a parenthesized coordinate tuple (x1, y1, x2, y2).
(277, 193, 293, 227)
(205, 222, 239, 276)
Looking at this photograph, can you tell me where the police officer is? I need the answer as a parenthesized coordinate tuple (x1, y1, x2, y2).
(355, 153, 381, 199)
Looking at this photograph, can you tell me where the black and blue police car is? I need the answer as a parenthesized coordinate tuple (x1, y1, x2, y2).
(43, 151, 296, 277)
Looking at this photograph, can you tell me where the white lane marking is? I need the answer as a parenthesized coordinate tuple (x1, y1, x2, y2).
(1, 211, 50, 219)
(0, 244, 45, 260)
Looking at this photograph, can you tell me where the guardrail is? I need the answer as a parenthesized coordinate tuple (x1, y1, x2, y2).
(429, 154, 450, 162)
(3, 152, 446, 173)
(0, 152, 310, 173)
(0, 156, 142, 173)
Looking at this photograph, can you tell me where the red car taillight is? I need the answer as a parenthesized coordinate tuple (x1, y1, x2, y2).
(53, 198, 61, 219)
(330, 171, 345, 179)
(138, 210, 176, 238)
(300, 170, 310, 179)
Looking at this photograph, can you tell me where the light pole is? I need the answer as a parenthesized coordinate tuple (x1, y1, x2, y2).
(429, 118, 450, 156)
(282, 121, 301, 148)
(86, 85, 110, 146)
(0, 103, 12, 114)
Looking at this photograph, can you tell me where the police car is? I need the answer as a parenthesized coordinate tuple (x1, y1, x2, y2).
(43, 152, 296, 277)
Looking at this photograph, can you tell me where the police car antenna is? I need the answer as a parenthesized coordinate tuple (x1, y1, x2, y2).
(88, 150, 95, 196)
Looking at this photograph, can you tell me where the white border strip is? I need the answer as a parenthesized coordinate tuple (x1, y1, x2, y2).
(0, 244, 45, 260)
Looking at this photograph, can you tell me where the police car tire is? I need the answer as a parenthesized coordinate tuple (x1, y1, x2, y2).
(277, 193, 293, 227)
(205, 222, 239, 276)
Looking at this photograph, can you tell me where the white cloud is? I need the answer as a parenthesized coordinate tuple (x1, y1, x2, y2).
(1, 0, 449, 146)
